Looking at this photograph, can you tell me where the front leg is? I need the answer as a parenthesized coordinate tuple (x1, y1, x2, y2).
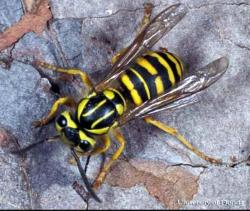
(34, 61, 94, 93)
(92, 129, 126, 191)
(33, 96, 76, 127)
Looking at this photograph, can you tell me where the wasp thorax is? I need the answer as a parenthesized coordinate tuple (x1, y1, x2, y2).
(55, 111, 96, 152)
(76, 89, 126, 136)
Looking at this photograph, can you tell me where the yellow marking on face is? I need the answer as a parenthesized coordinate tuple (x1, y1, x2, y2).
(77, 98, 89, 121)
(115, 104, 124, 115)
(91, 110, 115, 129)
(55, 123, 60, 132)
(85, 127, 110, 135)
(148, 51, 176, 86)
(81, 99, 107, 117)
(104, 90, 115, 100)
(111, 121, 118, 128)
(56, 111, 78, 146)
(56, 111, 77, 131)
(121, 74, 134, 90)
(136, 56, 158, 75)
(155, 76, 164, 95)
(79, 130, 96, 146)
(65, 116, 77, 129)
(131, 89, 142, 106)
(130, 68, 151, 99)
(166, 53, 182, 78)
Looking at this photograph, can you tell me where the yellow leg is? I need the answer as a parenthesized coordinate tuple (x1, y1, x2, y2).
(92, 129, 126, 190)
(138, 3, 153, 33)
(144, 116, 222, 164)
(33, 97, 76, 127)
(111, 3, 153, 65)
(90, 135, 111, 156)
(111, 48, 127, 65)
(35, 61, 94, 90)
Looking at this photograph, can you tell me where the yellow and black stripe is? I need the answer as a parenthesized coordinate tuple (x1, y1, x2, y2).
(120, 50, 184, 106)
(76, 89, 126, 135)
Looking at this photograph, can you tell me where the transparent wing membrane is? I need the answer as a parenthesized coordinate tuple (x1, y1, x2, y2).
(119, 57, 229, 125)
(95, 4, 187, 91)
(142, 3, 187, 49)
(142, 92, 203, 117)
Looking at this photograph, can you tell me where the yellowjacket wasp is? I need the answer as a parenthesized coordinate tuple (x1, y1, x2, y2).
(14, 3, 229, 202)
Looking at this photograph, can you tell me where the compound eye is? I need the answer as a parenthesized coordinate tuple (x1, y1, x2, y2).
(57, 115, 67, 127)
(79, 140, 92, 152)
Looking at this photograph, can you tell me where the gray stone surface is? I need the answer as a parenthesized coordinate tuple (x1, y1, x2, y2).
(0, 0, 249, 209)
(0, 0, 23, 29)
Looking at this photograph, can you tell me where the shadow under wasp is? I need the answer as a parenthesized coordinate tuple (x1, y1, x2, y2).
(12, 3, 229, 203)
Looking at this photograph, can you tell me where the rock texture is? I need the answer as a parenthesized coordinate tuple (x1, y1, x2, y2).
(0, 0, 249, 209)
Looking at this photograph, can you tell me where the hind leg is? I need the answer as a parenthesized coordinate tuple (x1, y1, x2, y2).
(144, 116, 222, 164)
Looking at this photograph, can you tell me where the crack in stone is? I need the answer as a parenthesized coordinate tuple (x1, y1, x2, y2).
(196, 167, 207, 183)
(212, 17, 250, 53)
(224, 37, 250, 52)
(20, 0, 26, 14)
(234, 43, 250, 52)
(68, 52, 82, 62)
(8, 133, 35, 209)
(169, 158, 250, 169)
(229, 156, 250, 168)
(116, 155, 250, 171)
(45, 24, 69, 67)
(53, 3, 162, 21)
(170, 163, 208, 169)
(188, 2, 250, 10)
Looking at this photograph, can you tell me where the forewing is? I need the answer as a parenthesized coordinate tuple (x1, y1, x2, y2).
(95, 4, 187, 91)
(118, 57, 229, 125)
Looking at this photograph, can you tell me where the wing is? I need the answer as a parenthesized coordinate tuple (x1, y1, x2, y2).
(118, 57, 229, 125)
(95, 3, 187, 91)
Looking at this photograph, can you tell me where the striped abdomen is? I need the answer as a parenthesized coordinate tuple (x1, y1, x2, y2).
(120, 51, 184, 106)
(76, 89, 126, 135)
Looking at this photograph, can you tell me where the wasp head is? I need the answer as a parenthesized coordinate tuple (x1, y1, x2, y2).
(55, 111, 96, 153)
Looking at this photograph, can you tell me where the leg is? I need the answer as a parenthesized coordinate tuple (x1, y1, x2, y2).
(111, 3, 153, 64)
(111, 48, 127, 65)
(138, 3, 153, 33)
(33, 96, 76, 127)
(92, 129, 126, 190)
(90, 134, 111, 155)
(35, 61, 94, 90)
(144, 116, 222, 164)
